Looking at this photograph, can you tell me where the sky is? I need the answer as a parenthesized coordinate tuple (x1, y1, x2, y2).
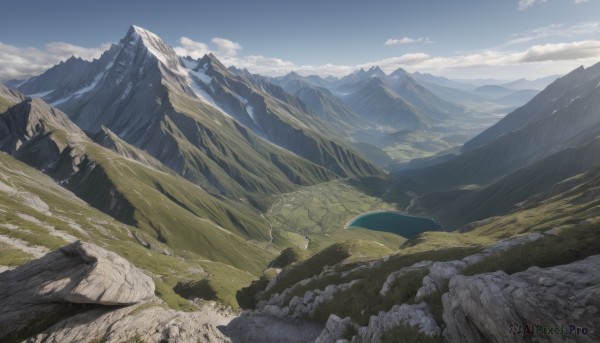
(1, 0, 599, 81)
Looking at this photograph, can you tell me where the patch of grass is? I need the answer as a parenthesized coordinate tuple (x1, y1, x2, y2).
(0, 242, 33, 266)
(153, 279, 196, 312)
(237, 269, 279, 309)
(173, 279, 218, 301)
(313, 269, 428, 325)
(0, 96, 15, 112)
(269, 247, 311, 268)
(262, 240, 396, 300)
(464, 223, 600, 276)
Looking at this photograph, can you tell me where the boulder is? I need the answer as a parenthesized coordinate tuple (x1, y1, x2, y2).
(353, 302, 441, 343)
(0, 241, 233, 343)
(315, 314, 358, 343)
(0, 241, 154, 341)
(26, 298, 232, 343)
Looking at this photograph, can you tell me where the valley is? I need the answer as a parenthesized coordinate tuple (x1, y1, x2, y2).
(1, 17, 599, 343)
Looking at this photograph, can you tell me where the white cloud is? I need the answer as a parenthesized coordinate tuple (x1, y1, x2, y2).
(519, 40, 600, 62)
(173, 37, 210, 59)
(173, 36, 600, 79)
(505, 21, 600, 46)
(518, 0, 546, 10)
(574, 0, 589, 4)
(174, 36, 242, 60)
(0, 42, 110, 82)
(211, 38, 242, 56)
(385, 37, 433, 46)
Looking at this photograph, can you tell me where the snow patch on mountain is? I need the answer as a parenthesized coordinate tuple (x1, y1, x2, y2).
(246, 105, 259, 126)
(27, 90, 54, 99)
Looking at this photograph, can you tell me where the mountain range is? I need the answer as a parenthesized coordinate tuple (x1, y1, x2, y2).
(2, 25, 599, 342)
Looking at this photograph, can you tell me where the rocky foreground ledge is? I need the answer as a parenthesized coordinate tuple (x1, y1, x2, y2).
(0, 241, 232, 343)
(2, 239, 598, 342)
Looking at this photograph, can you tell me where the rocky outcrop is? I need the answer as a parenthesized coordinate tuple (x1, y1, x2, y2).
(314, 314, 358, 343)
(353, 303, 441, 343)
(0, 241, 154, 341)
(0, 241, 232, 343)
(221, 313, 323, 343)
(443, 255, 600, 342)
(413, 232, 544, 300)
(260, 280, 360, 319)
(26, 298, 233, 343)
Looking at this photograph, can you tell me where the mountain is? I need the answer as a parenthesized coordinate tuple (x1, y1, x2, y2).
(387, 68, 462, 119)
(0, 95, 277, 272)
(400, 62, 600, 193)
(500, 75, 560, 91)
(331, 66, 462, 127)
(464, 63, 600, 151)
(8, 26, 379, 202)
(429, 135, 600, 228)
(341, 77, 427, 130)
(474, 84, 514, 96)
(411, 72, 477, 91)
(267, 72, 368, 131)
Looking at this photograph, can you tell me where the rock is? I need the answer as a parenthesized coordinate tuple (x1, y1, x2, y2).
(415, 232, 545, 300)
(380, 260, 432, 296)
(443, 255, 600, 342)
(353, 302, 441, 343)
(315, 314, 358, 343)
(26, 298, 232, 343)
(220, 313, 324, 343)
(0, 241, 154, 341)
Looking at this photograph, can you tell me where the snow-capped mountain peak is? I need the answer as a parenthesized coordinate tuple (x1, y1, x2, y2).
(124, 25, 181, 70)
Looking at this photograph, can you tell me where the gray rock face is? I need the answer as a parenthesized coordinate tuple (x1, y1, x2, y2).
(315, 314, 358, 343)
(353, 302, 441, 343)
(0, 97, 84, 154)
(414, 232, 544, 301)
(221, 313, 323, 343)
(27, 298, 233, 343)
(443, 255, 600, 342)
(0, 241, 154, 341)
(0, 85, 26, 103)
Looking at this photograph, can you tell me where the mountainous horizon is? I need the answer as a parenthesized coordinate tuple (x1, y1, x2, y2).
(2, 21, 600, 343)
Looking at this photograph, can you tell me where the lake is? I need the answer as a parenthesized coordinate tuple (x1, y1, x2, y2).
(347, 211, 441, 239)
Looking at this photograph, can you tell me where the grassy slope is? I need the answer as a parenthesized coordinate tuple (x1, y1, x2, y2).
(0, 152, 266, 309)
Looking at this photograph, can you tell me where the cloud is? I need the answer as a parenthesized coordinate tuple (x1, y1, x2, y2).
(385, 37, 433, 46)
(173, 35, 600, 79)
(211, 38, 242, 56)
(518, 0, 546, 10)
(505, 21, 600, 46)
(519, 40, 600, 62)
(174, 36, 242, 60)
(0, 42, 110, 82)
(173, 37, 210, 59)
(574, 0, 589, 3)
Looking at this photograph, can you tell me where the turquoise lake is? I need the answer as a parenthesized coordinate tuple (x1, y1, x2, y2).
(347, 211, 441, 239)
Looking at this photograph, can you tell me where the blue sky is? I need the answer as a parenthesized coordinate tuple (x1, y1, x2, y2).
(1, 0, 599, 81)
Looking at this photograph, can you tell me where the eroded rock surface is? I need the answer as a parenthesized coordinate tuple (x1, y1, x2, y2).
(443, 255, 600, 342)
(26, 298, 233, 343)
(0, 241, 155, 341)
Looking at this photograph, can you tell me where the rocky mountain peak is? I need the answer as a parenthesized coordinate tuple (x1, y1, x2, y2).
(122, 25, 182, 70)
(1, 98, 83, 136)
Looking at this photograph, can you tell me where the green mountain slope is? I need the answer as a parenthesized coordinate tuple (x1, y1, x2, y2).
(0, 96, 275, 274)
